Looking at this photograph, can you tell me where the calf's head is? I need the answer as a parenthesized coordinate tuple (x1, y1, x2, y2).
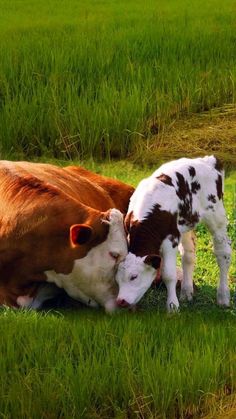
(115, 252, 161, 307)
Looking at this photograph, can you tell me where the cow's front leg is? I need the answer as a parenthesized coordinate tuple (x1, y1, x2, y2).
(161, 237, 179, 312)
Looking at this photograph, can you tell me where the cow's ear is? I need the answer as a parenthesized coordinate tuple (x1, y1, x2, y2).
(144, 254, 161, 270)
(70, 224, 93, 246)
(124, 211, 133, 234)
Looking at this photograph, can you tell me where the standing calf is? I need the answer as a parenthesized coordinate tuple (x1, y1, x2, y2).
(115, 156, 231, 311)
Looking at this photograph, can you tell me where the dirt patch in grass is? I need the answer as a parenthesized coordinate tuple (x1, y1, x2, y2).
(135, 105, 236, 167)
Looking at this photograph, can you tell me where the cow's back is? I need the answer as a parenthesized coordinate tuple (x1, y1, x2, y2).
(0, 161, 115, 211)
(65, 165, 135, 213)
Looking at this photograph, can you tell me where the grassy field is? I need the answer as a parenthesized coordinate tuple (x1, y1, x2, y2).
(0, 163, 235, 419)
(0, 0, 236, 160)
(0, 0, 235, 416)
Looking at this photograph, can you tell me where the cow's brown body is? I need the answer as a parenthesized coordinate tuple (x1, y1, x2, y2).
(0, 161, 134, 307)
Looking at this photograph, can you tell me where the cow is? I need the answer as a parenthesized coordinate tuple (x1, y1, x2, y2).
(115, 156, 232, 311)
(0, 160, 134, 312)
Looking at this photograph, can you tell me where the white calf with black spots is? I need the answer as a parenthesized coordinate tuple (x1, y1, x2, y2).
(115, 155, 231, 311)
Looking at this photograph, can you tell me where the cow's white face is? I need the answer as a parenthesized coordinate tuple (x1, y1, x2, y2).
(104, 208, 128, 266)
(46, 209, 128, 311)
(115, 252, 161, 307)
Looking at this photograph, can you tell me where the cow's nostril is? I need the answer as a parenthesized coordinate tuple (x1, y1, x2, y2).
(116, 298, 129, 308)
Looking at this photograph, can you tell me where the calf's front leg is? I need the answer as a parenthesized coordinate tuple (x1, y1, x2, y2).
(161, 238, 179, 312)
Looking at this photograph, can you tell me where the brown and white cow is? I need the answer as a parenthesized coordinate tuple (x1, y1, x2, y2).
(0, 160, 134, 312)
(115, 156, 232, 311)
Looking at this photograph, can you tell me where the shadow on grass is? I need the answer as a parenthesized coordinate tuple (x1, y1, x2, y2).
(37, 281, 236, 321)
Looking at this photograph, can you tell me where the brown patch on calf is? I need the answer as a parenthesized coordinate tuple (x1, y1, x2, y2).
(126, 204, 180, 257)
(216, 174, 223, 199)
(144, 254, 161, 269)
(208, 194, 217, 203)
(188, 166, 196, 178)
(206, 205, 215, 211)
(178, 201, 199, 227)
(156, 174, 174, 187)
(175, 172, 190, 200)
(175, 172, 199, 228)
(214, 157, 224, 173)
(191, 181, 201, 194)
(170, 235, 179, 248)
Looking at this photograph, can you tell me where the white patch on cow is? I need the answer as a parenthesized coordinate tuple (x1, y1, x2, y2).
(45, 208, 127, 312)
(17, 295, 33, 308)
(115, 253, 157, 306)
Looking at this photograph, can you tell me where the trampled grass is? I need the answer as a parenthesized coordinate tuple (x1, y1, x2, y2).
(0, 163, 235, 419)
(0, 0, 236, 159)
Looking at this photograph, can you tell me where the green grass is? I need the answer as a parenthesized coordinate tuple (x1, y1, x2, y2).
(0, 309, 235, 419)
(0, 163, 235, 419)
(0, 0, 236, 159)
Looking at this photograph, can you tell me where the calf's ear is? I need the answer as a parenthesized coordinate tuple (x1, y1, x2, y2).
(70, 224, 93, 246)
(144, 254, 161, 270)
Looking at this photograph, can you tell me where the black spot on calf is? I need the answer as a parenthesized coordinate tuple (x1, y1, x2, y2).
(208, 194, 217, 203)
(214, 157, 223, 173)
(188, 166, 196, 178)
(191, 181, 201, 194)
(216, 174, 223, 200)
(176, 172, 190, 200)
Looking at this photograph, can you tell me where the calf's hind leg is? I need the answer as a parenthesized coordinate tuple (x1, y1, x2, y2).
(203, 203, 231, 307)
(179, 231, 196, 301)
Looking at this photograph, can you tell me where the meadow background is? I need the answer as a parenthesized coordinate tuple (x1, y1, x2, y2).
(0, 0, 236, 161)
(0, 0, 236, 418)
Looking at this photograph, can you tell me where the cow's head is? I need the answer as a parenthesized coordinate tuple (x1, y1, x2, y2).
(115, 252, 161, 307)
(70, 208, 128, 268)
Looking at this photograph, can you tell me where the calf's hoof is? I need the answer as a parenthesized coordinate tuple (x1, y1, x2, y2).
(180, 287, 194, 302)
(167, 301, 179, 313)
(217, 289, 230, 307)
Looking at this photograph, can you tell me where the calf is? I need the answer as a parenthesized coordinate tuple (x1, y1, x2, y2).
(115, 156, 231, 311)
(0, 161, 134, 312)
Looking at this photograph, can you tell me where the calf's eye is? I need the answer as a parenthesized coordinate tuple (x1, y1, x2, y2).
(130, 274, 138, 281)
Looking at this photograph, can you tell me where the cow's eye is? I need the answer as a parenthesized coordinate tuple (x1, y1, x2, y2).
(109, 251, 120, 261)
(130, 274, 138, 281)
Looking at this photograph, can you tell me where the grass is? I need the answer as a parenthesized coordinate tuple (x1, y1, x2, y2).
(0, 309, 235, 419)
(0, 163, 235, 419)
(0, 0, 236, 160)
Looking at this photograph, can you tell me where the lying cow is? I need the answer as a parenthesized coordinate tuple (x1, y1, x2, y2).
(0, 161, 134, 312)
(115, 156, 231, 311)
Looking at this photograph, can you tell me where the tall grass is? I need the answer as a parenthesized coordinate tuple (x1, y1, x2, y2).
(0, 0, 235, 159)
